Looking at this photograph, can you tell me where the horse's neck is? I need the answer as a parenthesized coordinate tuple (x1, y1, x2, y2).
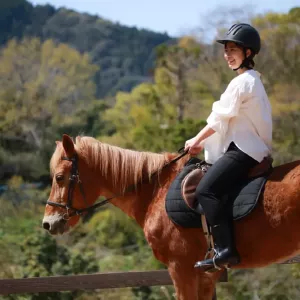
(92, 147, 187, 227)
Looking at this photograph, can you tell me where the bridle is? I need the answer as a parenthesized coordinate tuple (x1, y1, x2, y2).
(46, 155, 95, 220)
(46, 148, 188, 220)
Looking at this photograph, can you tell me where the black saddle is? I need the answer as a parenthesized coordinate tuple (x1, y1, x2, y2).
(165, 157, 272, 228)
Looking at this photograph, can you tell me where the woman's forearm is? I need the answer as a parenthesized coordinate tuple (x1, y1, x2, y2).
(195, 124, 215, 143)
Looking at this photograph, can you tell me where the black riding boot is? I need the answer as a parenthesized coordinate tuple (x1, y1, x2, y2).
(194, 219, 240, 272)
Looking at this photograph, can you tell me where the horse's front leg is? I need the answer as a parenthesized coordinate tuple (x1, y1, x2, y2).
(168, 262, 217, 300)
(196, 271, 220, 300)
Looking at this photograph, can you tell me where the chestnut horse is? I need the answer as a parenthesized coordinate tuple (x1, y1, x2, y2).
(43, 134, 300, 300)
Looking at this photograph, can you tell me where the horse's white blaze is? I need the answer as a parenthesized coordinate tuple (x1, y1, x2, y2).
(42, 212, 62, 225)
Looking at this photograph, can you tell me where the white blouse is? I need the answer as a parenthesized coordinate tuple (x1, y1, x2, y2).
(204, 69, 272, 164)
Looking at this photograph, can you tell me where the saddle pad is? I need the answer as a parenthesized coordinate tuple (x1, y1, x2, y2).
(165, 160, 268, 228)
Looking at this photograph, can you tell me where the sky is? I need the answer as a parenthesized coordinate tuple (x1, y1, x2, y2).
(29, 0, 299, 37)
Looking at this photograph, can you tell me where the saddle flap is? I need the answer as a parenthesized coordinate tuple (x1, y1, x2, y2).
(181, 168, 205, 209)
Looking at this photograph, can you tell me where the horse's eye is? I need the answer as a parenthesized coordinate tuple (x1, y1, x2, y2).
(56, 175, 64, 182)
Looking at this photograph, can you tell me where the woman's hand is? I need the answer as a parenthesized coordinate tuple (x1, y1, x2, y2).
(184, 137, 204, 155)
(184, 125, 214, 155)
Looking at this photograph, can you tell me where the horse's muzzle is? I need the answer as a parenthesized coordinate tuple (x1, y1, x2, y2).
(42, 214, 68, 235)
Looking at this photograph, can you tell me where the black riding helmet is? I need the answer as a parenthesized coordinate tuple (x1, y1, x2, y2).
(217, 23, 261, 70)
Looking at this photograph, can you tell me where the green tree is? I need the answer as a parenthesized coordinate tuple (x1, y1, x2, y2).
(102, 83, 172, 150)
(251, 8, 300, 163)
(0, 38, 98, 180)
(155, 37, 202, 122)
(0, 38, 98, 145)
(253, 8, 300, 87)
(102, 38, 208, 153)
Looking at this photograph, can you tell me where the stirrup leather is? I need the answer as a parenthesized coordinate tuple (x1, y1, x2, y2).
(196, 215, 240, 272)
(197, 215, 220, 272)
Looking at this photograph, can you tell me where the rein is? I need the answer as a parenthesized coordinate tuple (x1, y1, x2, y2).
(46, 148, 188, 220)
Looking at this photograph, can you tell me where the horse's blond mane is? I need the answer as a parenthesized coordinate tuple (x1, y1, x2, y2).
(51, 136, 169, 193)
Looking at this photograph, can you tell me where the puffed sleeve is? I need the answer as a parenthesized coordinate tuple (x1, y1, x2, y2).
(206, 83, 245, 136)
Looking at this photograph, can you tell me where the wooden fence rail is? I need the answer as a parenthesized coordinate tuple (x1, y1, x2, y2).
(0, 270, 227, 295)
(1, 255, 299, 296)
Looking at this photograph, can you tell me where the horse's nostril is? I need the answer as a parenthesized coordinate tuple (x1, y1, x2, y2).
(43, 222, 50, 231)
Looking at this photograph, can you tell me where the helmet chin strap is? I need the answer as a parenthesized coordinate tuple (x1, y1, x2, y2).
(232, 48, 253, 71)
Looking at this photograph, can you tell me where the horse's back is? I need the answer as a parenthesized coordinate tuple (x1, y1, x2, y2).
(269, 160, 300, 183)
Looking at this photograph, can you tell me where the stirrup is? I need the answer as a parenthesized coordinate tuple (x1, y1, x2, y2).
(194, 251, 222, 273)
(194, 256, 232, 273)
(194, 248, 239, 273)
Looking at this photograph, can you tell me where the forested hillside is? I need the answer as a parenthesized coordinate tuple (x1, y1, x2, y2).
(0, 0, 172, 97)
(1, 2, 300, 299)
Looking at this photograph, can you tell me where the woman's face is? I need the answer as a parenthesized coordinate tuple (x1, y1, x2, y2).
(224, 42, 247, 70)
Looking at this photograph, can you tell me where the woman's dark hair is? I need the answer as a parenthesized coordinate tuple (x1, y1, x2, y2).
(242, 47, 255, 69)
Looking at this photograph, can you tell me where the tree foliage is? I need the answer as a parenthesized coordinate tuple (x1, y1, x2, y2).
(0, 0, 172, 98)
(1, 4, 300, 300)
(0, 38, 98, 180)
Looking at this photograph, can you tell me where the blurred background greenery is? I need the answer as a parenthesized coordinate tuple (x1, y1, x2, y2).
(0, 1, 300, 299)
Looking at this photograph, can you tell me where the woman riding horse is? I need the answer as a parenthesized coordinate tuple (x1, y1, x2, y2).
(184, 23, 273, 271)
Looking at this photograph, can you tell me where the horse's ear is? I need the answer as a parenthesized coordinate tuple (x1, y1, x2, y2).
(62, 134, 75, 157)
